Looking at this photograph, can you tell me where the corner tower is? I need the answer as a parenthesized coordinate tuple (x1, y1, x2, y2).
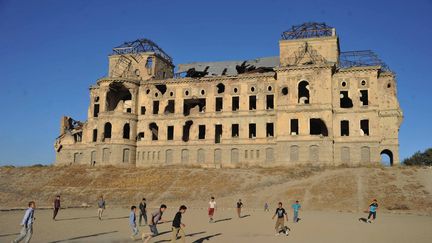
(279, 22, 339, 66)
(109, 39, 174, 80)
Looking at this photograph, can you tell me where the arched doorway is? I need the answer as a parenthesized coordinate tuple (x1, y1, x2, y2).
(380, 149, 393, 166)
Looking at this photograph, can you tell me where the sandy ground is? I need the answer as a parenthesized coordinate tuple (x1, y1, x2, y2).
(1, 207, 431, 243)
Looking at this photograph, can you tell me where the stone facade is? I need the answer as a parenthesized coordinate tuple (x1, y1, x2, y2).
(54, 23, 403, 167)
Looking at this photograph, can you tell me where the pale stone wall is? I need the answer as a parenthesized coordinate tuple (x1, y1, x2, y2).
(54, 30, 403, 167)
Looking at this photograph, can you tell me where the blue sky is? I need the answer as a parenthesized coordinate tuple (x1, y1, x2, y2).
(0, 0, 431, 165)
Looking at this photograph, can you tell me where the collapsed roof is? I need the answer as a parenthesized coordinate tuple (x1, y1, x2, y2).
(176, 56, 279, 77)
(339, 50, 390, 71)
(176, 50, 390, 78)
(112, 38, 173, 64)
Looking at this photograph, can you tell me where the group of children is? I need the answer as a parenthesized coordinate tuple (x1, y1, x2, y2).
(11, 196, 379, 242)
(129, 203, 187, 243)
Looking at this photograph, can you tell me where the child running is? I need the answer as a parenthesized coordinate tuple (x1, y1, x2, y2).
(171, 205, 187, 243)
(97, 195, 105, 220)
(272, 202, 288, 236)
(13, 201, 36, 243)
(129, 206, 139, 240)
(208, 197, 216, 223)
(53, 195, 61, 220)
(291, 200, 301, 223)
(367, 199, 379, 223)
(142, 204, 167, 243)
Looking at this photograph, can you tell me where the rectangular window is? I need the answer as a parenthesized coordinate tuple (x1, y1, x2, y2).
(215, 124, 222, 143)
(93, 104, 99, 117)
(153, 101, 159, 114)
(266, 95, 274, 110)
(167, 126, 174, 140)
(232, 124, 239, 137)
(92, 129, 97, 142)
(249, 123, 256, 138)
(249, 96, 257, 110)
(266, 123, 274, 137)
(141, 106, 146, 115)
(166, 100, 175, 113)
(360, 90, 369, 106)
(198, 125, 206, 139)
(340, 91, 353, 108)
(360, 119, 369, 136)
(290, 119, 299, 135)
(216, 97, 223, 112)
(341, 120, 349, 136)
(232, 97, 239, 111)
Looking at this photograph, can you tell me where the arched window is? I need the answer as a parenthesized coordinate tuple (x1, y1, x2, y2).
(146, 57, 153, 74)
(104, 122, 112, 139)
(298, 81, 310, 104)
(123, 123, 130, 139)
(380, 149, 394, 166)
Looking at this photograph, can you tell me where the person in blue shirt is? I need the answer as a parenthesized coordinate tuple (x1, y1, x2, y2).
(367, 199, 379, 223)
(291, 200, 301, 223)
(129, 206, 139, 240)
(13, 201, 35, 243)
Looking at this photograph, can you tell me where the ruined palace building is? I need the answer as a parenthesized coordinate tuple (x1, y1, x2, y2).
(54, 22, 403, 167)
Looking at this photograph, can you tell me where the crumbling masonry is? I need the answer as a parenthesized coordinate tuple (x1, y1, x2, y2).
(55, 22, 403, 167)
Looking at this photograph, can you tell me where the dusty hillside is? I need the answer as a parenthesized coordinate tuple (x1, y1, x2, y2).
(0, 165, 431, 215)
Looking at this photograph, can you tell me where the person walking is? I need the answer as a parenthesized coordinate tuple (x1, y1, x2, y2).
(13, 201, 36, 243)
(53, 195, 61, 220)
(264, 202, 269, 212)
(208, 197, 216, 223)
(139, 198, 148, 226)
(291, 200, 301, 223)
(236, 199, 243, 218)
(367, 199, 379, 223)
(129, 206, 139, 240)
(142, 204, 167, 243)
(97, 195, 106, 220)
(170, 205, 187, 243)
(272, 202, 288, 236)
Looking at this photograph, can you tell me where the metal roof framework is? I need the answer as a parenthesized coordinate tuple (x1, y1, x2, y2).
(339, 50, 390, 71)
(281, 22, 334, 40)
(112, 38, 173, 64)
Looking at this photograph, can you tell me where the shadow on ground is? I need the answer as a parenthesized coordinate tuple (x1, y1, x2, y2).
(213, 218, 232, 223)
(153, 231, 206, 243)
(48, 230, 118, 243)
(192, 233, 222, 243)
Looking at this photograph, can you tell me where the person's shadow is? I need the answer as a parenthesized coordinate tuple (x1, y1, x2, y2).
(213, 218, 232, 223)
(192, 233, 222, 243)
(240, 214, 251, 218)
(153, 231, 206, 242)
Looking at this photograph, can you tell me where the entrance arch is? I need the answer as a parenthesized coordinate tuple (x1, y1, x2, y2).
(380, 149, 393, 166)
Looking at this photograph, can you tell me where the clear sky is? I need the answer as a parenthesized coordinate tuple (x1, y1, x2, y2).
(0, 0, 431, 166)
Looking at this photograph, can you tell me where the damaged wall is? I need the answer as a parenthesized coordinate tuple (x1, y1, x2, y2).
(55, 25, 402, 167)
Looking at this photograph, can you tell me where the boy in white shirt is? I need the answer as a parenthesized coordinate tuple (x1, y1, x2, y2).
(208, 197, 216, 223)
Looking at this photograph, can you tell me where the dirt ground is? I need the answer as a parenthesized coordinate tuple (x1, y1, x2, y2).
(1, 207, 431, 243)
(1, 165, 431, 215)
